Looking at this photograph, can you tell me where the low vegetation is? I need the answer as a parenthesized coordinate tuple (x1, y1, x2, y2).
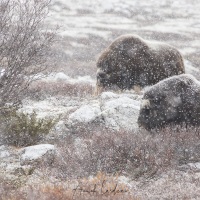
(0, 107, 58, 147)
(27, 80, 94, 100)
(1, 125, 200, 199)
(48, 124, 200, 180)
(1, 0, 200, 199)
(0, 172, 138, 200)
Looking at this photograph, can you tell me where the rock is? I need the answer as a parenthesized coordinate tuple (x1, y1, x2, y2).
(100, 92, 140, 131)
(54, 72, 70, 81)
(67, 92, 141, 131)
(68, 104, 101, 124)
(20, 144, 55, 166)
(0, 145, 10, 158)
(0, 145, 19, 172)
(75, 76, 96, 85)
(5, 164, 34, 176)
(187, 162, 200, 172)
(100, 91, 119, 101)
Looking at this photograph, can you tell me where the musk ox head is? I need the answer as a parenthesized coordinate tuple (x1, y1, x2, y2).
(96, 34, 185, 93)
(138, 74, 200, 130)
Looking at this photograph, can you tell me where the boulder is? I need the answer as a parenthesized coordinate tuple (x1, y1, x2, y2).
(67, 92, 141, 131)
(101, 94, 140, 131)
(20, 144, 55, 166)
(68, 104, 101, 124)
(0, 145, 10, 159)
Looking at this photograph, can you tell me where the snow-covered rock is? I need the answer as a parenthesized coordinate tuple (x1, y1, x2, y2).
(0, 145, 10, 158)
(5, 164, 34, 176)
(100, 93, 140, 131)
(54, 72, 70, 81)
(100, 91, 119, 101)
(75, 76, 96, 85)
(67, 91, 141, 131)
(0, 145, 35, 176)
(68, 104, 101, 124)
(20, 144, 56, 166)
(185, 162, 200, 172)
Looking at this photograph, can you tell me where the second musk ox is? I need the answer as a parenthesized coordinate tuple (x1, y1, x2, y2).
(138, 74, 200, 130)
(96, 34, 185, 92)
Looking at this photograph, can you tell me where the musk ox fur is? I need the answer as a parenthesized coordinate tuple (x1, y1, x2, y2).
(96, 34, 185, 92)
(138, 74, 200, 130)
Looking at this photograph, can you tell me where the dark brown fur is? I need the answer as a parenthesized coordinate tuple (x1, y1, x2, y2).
(96, 34, 185, 91)
(138, 74, 200, 130)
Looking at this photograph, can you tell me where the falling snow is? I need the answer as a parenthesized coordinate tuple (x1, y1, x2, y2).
(1, 0, 200, 199)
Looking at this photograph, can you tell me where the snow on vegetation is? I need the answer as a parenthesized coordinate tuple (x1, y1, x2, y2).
(1, 0, 200, 199)
(39, 72, 96, 86)
(21, 98, 70, 118)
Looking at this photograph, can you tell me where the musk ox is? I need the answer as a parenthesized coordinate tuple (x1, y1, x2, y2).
(138, 74, 200, 130)
(96, 34, 185, 92)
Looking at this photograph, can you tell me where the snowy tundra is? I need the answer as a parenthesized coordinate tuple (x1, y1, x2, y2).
(1, 0, 200, 199)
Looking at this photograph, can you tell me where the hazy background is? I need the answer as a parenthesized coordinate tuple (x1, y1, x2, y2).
(48, 0, 200, 78)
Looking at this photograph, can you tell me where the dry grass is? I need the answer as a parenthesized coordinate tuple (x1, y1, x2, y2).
(27, 80, 95, 100)
(50, 125, 200, 180)
(0, 172, 137, 200)
(1, 125, 200, 199)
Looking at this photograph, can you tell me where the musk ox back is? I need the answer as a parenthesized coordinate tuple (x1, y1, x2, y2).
(138, 74, 200, 130)
(96, 34, 185, 92)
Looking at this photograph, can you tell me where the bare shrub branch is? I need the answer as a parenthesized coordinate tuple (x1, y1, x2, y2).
(0, 0, 56, 106)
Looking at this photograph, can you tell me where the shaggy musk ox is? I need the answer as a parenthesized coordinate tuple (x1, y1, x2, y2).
(96, 34, 185, 92)
(138, 74, 200, 130)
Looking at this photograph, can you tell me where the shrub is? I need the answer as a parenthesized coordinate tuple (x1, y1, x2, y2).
(1, 107, 59, 147)
(51, 125, 200, 180)
(0, 0, 56, 107)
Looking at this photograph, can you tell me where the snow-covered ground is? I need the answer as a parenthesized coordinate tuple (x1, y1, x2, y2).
(22, 0, 200, 129)
(1, 1, 200, 199)
(18, 0, 200, 134)
(48, 0, 200, 78)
